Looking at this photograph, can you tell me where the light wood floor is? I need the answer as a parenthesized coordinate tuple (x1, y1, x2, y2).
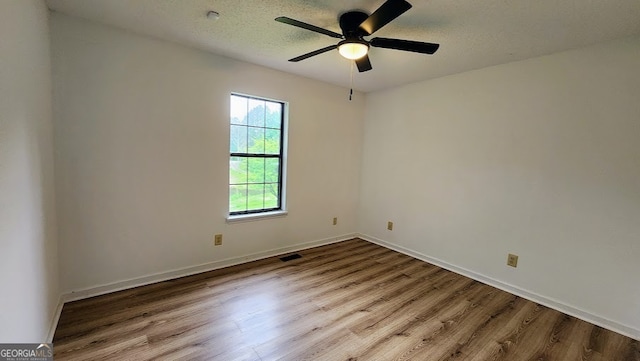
(53, 238, 639, 360)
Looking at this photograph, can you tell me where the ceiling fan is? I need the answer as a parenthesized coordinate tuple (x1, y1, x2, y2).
(275, 0, 440, 72)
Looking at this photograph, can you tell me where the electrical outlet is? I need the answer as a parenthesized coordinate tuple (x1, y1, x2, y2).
(333, 217, 338, 225)
(387, 221, 393, 231)
(214, 234, 223, 246)
(507, 253, 518, 267)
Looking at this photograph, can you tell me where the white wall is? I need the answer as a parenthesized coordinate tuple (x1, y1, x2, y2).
(50, 13, 364, 293)
(0, 0, 59, 342)
(359, 36, 640, 338)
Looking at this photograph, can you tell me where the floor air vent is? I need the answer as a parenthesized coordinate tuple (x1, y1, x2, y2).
(280, 253, 302, 262)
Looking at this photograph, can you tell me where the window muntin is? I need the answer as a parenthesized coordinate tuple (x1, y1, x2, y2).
(229, 94, 285, 215)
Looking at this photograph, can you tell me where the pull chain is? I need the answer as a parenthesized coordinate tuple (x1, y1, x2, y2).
(349, 61, 354, 101)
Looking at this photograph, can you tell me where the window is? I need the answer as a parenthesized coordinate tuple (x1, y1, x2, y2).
(229, 94, 286, 215)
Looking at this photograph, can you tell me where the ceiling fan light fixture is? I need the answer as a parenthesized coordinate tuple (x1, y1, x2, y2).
(338, 40, 369, 60)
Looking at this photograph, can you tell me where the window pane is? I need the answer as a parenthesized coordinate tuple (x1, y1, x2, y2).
(247, 184, 264, 211)
(265, 158, 279, 183)
(265, 129, 280, 155)
(265, 102, 282, 129)
(230, 125, 247, 153)
(230, 95, 247, 125)
(230, 157, 247, 184)
(230, 94, 285, 215)
(248, 127, 265, 153)
(248, 99, 265, 127)
(248, 158, 265, 184)
(230, 185, 247, 212)
(264, 183, 279, 209)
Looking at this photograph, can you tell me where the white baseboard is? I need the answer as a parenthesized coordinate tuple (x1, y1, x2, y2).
(48, 232, 639, 342)
(47, 295, 64, 342)
(61, 233, 358, 303)
(47, 233, 356, 339)
(358, 233, 640, 341)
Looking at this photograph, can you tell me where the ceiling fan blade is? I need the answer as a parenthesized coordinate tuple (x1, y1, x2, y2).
(275, 17, 343, 39)
(358, 0, 412, 36)
(370, 37, 440, 54)
(355, 55, 373, 72)
(289, 45, 338, 62)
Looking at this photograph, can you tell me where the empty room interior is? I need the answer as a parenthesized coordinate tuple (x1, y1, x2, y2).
(1, 0, 639, 360)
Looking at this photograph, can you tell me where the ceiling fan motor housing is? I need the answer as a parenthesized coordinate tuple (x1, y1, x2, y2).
(339, 11, 369, 39)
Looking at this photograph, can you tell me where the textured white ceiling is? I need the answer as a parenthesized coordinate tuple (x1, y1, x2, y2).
(46, 0, 640, 92)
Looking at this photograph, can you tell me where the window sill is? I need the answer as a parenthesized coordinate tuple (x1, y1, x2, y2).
(226, 210, 288, 223)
